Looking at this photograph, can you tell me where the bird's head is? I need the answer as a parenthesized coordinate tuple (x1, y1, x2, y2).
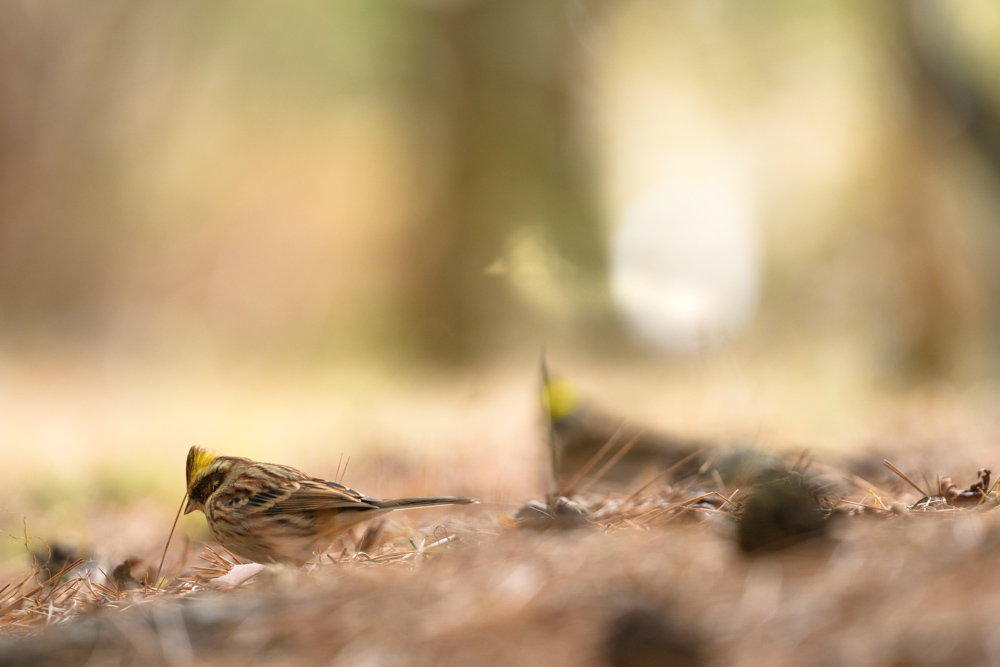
(185, 446, 228, 514)
(542, 378, 581, 422)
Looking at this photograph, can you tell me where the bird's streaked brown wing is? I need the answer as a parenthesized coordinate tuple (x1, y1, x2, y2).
(265, 478, 381, 514)
(211, 464, 377, 516)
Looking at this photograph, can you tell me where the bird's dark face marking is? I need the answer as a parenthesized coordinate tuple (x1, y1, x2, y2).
(188, 467, 227, 505)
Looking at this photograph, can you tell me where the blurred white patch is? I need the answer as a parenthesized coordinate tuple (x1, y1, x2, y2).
(611, 169, 760, 352)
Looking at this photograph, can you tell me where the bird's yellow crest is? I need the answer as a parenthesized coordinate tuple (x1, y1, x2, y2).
(543, 379, 579, 421)
(186, 446, 220, 487)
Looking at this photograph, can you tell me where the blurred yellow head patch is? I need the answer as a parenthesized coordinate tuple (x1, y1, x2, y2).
(543, 379, 580, 421)
(186, 446, 220, 486)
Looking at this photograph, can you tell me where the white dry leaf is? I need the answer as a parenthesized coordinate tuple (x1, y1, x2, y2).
(210, 563, 265, 589)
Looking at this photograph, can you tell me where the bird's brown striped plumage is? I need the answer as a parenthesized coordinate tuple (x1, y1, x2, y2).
(184, 446, 476, 565)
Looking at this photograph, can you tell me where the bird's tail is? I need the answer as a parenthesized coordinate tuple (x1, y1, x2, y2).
(374, 496, 477, 510)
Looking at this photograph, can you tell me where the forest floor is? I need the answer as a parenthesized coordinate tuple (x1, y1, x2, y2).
(1, 352, 999, 666)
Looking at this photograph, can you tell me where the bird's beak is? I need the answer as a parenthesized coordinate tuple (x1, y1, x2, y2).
(184, 496, 197, 515)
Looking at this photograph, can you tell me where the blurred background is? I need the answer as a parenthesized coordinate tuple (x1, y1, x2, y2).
(2, 0, 1000, 565)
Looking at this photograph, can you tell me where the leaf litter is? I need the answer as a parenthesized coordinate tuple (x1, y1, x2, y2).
(2, 428, 1000, 665)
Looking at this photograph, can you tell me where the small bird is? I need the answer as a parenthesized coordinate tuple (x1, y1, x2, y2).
(541, 362, 707, 491)
(184, 446, 476, 565)
(541, 370, 798, 495)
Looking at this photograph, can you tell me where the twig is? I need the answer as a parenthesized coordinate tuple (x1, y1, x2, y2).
(155, 493, 188, 588)
(883, 460, 930, 497)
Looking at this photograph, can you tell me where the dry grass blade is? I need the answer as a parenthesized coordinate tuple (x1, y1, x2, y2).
(848, 476, 897, 506)
(84, 577, 120, 610)
(0, 572, 35, 610)
(634, 491, 733, 526)
(791, 449, 813, 473)
(39, 573, 84, 606)
(339, 455, 351, 485)
(622, 448, 705, 505)
(558, 422, 627, 496)
(921, 472, 933, 496)
(187, 544, 245, 582)
(89, 578, 121, 600)
(0, 559, 83, 620)
(578, 431, 645, 493)
(839, 499, 893, 512)
(335, 452, 345, 483)
(367, 551, 418, 563)
(355, 519, 385, 556)
(883, 460, 930, 497)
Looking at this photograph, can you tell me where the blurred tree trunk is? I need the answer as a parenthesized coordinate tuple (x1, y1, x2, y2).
(403, 0, 605, 362)
(874, 0, 995, 381)
(0, 2, 155, 333)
